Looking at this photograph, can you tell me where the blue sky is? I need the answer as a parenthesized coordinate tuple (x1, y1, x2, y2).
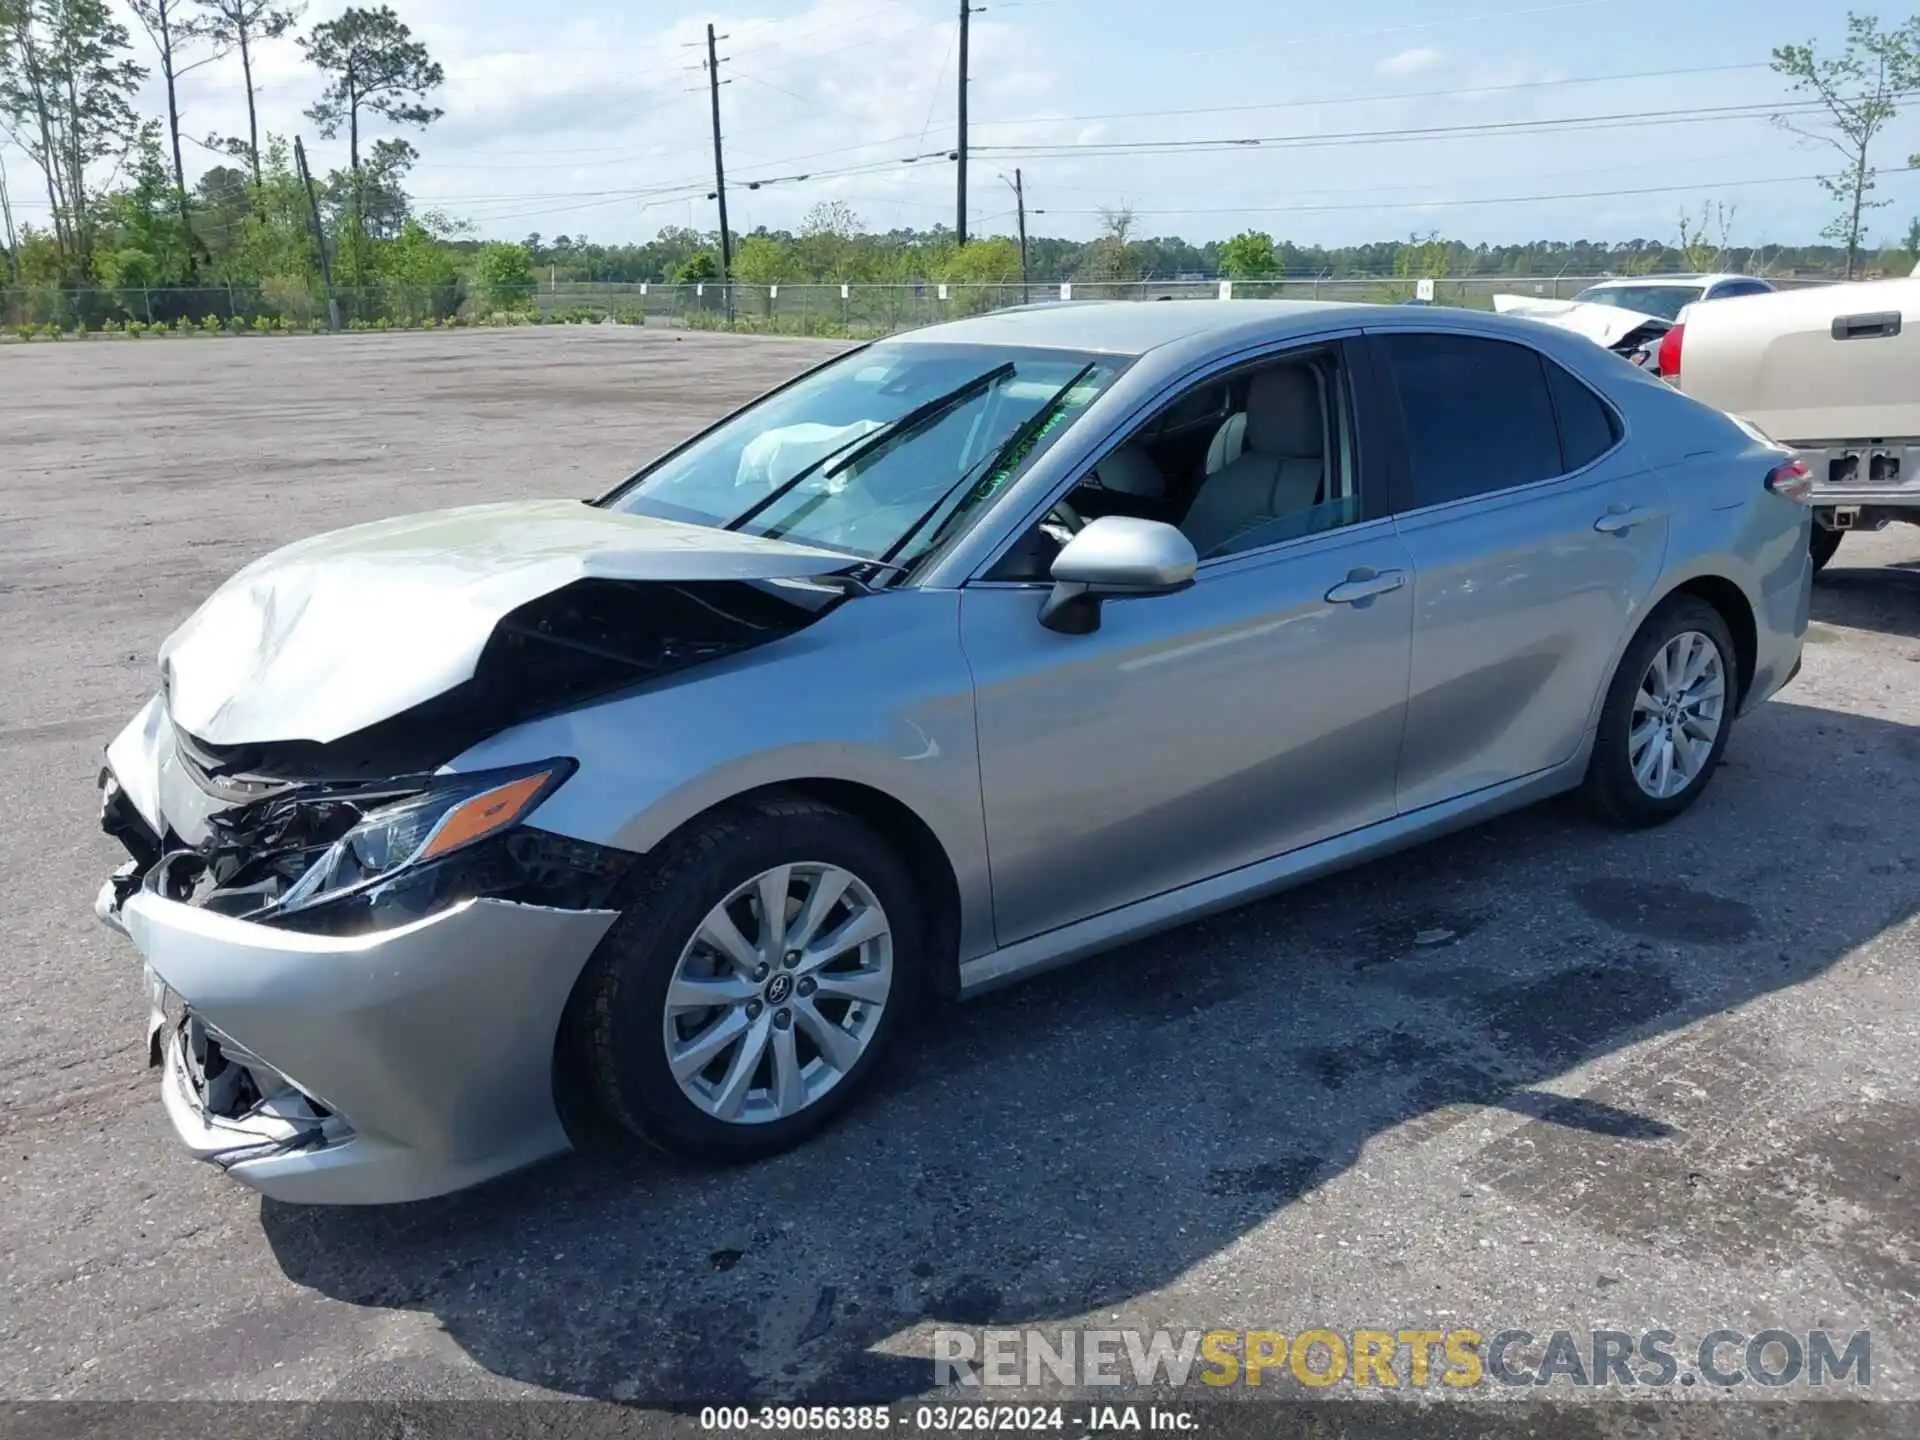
(6, 0, 1918, 248)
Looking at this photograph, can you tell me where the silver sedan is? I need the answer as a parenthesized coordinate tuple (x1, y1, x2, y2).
(94, 300, 1813, 1204)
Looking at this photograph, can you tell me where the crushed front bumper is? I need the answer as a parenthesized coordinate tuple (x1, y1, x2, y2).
(98, 882, 617, 1204)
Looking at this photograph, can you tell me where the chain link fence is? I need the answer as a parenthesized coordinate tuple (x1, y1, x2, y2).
(0, 274, 1819, 340)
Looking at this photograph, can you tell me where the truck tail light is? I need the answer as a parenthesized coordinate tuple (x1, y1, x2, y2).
(1656, 322, 1684, 381)
(1765, 457, 1813, 503)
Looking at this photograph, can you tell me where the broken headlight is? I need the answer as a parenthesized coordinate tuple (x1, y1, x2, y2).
(275, 759, 576, 918)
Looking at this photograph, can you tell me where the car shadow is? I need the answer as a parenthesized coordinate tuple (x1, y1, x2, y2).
(260, 696, 1920, 1407)
(1813, 558, 1920, 641)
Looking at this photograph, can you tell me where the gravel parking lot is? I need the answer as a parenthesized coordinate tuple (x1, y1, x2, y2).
(3, 328, 1918, 1421)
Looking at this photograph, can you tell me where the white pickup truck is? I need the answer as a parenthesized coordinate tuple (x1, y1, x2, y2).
(1663, 275, 1920, 571)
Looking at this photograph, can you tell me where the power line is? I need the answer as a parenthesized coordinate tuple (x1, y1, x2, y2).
(972, 98, 1847, 159)
(965, 61, 1778, 129)
(1034, 167, 1920, 217)
(419, 102, 1850, 227)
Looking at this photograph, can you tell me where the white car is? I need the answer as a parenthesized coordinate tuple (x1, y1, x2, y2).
(1494, 274, 1776, 371)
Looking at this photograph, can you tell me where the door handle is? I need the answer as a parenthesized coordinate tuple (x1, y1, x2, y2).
(1325, 568, 1406, 604)
(1831, 311, 1901, 340)
(1594, 507, 1656, 534)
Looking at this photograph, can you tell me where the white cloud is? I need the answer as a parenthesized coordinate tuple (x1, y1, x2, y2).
(0, 3, 1861, 246)
(1377, 47, 1446, 77)
(94, 0, 1060, 242)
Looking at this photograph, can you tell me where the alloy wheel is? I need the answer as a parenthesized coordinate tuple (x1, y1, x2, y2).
(1629, 629, 1726, 800)
(661, 862, 894, 1124)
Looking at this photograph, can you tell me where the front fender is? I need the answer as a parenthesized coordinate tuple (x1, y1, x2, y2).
(446, 589, 994, 958)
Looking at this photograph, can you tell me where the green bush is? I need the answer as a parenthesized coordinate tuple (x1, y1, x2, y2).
(471, 242, 537, 312)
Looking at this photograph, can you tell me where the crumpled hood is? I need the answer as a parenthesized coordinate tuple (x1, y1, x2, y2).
(159, 499, 859, 747)
(1492, 294, 1670, 348)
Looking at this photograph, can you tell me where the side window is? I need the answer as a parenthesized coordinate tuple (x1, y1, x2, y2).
(983, 347, 1361, 580)
(1709, 279, 1766, 299)
(1185, 352, 1359, 560)
(1544, 360, 1620, 472)
(1382, 333, 1561, 507)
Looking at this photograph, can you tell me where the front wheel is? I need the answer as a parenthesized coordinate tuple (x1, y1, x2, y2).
(1810, 523, 1843, 574)
(561, 796, 924, 1162)
(1581, 597, 1738, 828)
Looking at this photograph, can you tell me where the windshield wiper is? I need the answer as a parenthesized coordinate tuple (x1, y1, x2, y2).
(877, 361, 1100, 570)
(723, 362, 1017, 535)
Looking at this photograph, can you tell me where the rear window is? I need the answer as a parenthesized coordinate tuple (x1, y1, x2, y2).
(1383, 333, 1563, 507)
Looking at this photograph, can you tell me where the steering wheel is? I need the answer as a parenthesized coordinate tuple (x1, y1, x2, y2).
(1041, 497, 1085, 540)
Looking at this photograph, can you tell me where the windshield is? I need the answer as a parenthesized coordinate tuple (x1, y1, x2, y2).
(600, 342, 1125, 570)
(1570, 284, 1705, 322)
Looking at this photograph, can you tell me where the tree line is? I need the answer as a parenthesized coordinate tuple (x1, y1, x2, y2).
(2, 2, 1917, 330)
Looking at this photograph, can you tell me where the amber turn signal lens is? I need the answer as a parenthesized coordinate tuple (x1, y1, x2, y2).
(420, 771, 555, 860)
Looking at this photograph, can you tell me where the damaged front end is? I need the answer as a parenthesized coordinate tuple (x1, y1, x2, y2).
(136, 758, 633, 935)
(91, 501, 866, 1200)
(101, 570, 849, 934)
(1492, 294, 1675, 372)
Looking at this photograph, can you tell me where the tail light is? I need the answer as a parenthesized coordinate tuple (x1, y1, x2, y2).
(1766, 457, 1813, 503)
(1656, 322, 1684, 381)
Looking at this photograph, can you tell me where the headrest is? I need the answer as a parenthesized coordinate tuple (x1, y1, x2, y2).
(1244, 365, 1323, 458)
(1093, 443, 1167, 497)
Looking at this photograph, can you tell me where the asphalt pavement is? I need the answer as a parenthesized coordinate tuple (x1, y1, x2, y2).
(2, 328, 1917, 1422)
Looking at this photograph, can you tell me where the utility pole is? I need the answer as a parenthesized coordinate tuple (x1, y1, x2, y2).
(955, 0, 971, 246)
(294, 137, 340, 332)
(705, 23, 734, 321)
(1003, 169, 1029, 302)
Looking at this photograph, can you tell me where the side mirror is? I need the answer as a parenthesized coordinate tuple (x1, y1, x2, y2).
(1039, 516, 1198, 634)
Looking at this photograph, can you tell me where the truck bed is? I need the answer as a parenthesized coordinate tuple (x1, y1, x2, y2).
(1676, 277, 1920, 448)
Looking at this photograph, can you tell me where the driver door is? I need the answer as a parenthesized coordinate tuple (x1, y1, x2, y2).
(957, 338, 1415, 947)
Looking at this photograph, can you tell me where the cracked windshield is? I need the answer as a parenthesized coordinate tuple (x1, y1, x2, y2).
(605, 343, 1123, 566)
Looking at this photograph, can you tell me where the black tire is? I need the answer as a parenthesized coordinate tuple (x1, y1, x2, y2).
(1581, 596, 1739, 828)
(1810, 523, 1843, 575)
(559, 795, 924, 1162)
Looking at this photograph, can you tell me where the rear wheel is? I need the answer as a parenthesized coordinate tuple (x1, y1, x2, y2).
(561, 796, 923, 1162)
(1581, 597, 1738, 828)
(1810, 523, 1843, 574)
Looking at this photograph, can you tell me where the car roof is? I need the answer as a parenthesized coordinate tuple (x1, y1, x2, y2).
(885, 299, 1363, 357)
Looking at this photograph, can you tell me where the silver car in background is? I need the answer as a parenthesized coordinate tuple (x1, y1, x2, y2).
(94, 301, 1813, 1204)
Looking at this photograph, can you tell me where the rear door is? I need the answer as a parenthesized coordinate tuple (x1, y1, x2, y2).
(1363, 328, 1670, 814)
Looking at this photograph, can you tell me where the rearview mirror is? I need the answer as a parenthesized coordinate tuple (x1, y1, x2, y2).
(1039, 516, 1197, 634)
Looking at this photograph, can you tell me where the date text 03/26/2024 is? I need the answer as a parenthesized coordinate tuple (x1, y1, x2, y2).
(697, 1405, 1192, 1432)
